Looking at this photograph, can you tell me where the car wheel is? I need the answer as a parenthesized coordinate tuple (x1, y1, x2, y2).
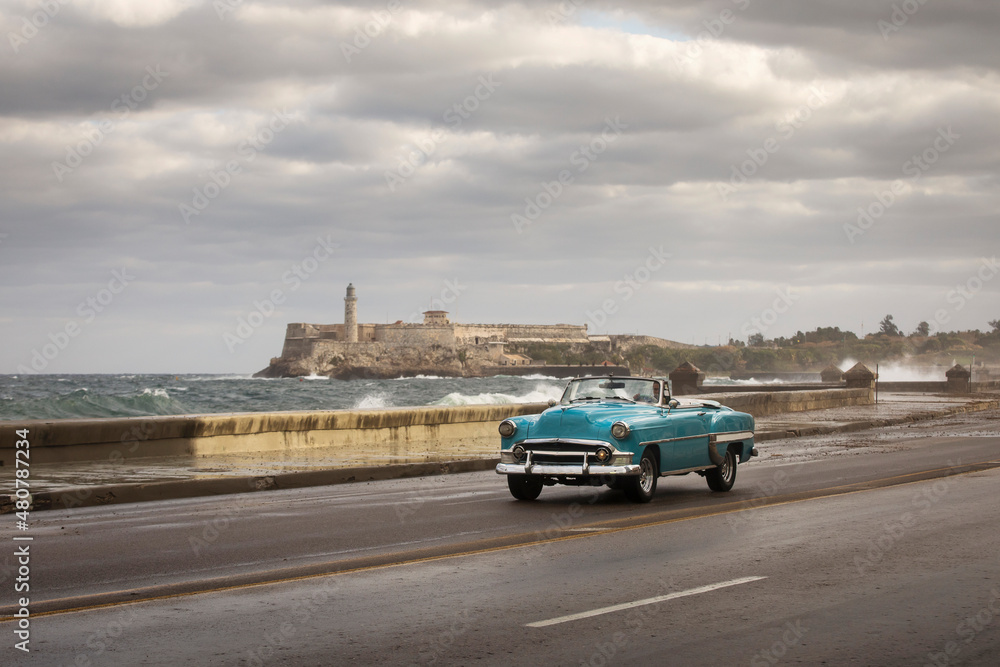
(624, 449, 658, 503)
(507, 474, 543, 500)
(706, 448, 737, 492)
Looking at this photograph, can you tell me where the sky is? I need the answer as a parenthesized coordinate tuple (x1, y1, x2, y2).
(1, 0, 998, 374)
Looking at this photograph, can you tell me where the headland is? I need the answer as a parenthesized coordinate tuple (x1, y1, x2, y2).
(253, 283, 690, 379)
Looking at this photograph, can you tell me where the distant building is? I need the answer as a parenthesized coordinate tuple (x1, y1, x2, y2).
(256, 284, 682, 378)
(270, 284, 587, 371)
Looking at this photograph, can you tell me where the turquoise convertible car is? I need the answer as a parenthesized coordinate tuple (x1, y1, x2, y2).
(496, 376, 757, 503)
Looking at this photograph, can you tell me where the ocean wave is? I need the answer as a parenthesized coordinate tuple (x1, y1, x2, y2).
(392, 375, 446, 380)
(703, 377, 789, 386)
(1, 375, 571, 420)
(431, 384, 563, 406)
(1, 386, 189, 420)
(353, 391, 392, 409)
(303, 374, 330, 380)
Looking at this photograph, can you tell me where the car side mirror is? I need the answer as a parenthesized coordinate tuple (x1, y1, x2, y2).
(547, 399, 557, 407)
(667, 399, 680, 408)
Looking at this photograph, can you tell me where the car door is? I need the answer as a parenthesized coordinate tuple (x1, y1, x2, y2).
(656, 406, 712, 471)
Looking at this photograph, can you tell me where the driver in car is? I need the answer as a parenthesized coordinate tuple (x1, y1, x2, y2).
(633, 382, 660, 404)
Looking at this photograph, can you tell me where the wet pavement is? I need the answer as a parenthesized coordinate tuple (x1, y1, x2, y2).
(20, 392, 1000, 494)
(754, 391, 990, 435)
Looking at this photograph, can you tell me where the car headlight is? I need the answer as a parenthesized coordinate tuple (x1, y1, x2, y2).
(498, 420, 517, 437)
(611, 421, 630, 440)
(593, 446, 613, 464)
(511, 445, 526, 462)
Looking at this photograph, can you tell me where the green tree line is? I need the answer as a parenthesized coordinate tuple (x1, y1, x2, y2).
(510, 319, 1000, 375)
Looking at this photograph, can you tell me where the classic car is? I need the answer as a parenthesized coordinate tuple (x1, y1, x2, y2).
(496, 376, 757, 502)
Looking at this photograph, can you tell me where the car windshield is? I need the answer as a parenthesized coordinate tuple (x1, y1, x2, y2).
(562, 378, 661, 405)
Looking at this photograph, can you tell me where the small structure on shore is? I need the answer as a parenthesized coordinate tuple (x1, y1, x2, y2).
(843, 363, 877, 389)
(669, 361, 706, 395)
(946, 364, 972, 393)
(820, 365, 845, 383)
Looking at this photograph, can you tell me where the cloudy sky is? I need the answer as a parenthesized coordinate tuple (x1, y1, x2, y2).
(2, 0, 998, 374)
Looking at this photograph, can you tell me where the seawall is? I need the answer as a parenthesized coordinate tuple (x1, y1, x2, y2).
(0, 388, 873, 466)
(699, 387, 874, 418)
(0, 404, 549, 466)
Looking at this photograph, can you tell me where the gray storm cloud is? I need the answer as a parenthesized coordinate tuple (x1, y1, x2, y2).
(1, 0, 997, 372)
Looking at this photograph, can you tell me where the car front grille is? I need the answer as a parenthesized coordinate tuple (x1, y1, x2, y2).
(521, 441, 607, 465)
(531, 452, 587, 464)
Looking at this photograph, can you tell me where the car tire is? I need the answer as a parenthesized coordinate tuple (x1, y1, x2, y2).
(507, 474, 543, 501)
(706, 448, 737, 492)
(623, 449, 658, 503)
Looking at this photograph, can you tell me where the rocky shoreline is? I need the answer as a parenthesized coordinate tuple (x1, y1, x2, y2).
(252, 360, 630, 380)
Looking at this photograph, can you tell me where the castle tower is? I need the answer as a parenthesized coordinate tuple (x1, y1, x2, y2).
(344, 283, 358, 343)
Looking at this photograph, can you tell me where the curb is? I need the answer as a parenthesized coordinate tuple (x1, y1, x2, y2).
(5, 398, 998, 514)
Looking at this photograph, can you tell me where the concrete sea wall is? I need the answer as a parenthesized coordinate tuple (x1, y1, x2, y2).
(0, 404, 548, 466)
(0, 388, 875, 466)
(699, 387, 874, 418)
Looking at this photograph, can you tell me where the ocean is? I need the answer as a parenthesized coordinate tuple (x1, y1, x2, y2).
(0, 373, 574, 421)
(0, 373, 764, 422)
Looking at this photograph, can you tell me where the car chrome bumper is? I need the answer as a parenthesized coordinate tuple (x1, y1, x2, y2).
(496, 463, 641, 476)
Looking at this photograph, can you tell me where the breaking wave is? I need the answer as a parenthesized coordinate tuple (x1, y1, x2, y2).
(703, 377, 787, 386)
(353, 391, 392, 409)
(2, 387, 189, 420)
(431, 383, 563, 406)
(1, 374, 570, 420)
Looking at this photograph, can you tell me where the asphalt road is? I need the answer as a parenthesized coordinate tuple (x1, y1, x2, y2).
(4, 419, 1000, 666)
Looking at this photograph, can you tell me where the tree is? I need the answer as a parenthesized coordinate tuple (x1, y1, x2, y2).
(879, 314, 901, 337)
(747, 333, 765, 347)
(914, 321, 930, 337)
(990, 319, 1000, 334)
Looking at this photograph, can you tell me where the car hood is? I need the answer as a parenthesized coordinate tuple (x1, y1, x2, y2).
(528, 402, 660, 440)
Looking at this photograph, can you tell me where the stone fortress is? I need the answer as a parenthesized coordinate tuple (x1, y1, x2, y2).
(254, 284, 688, 379)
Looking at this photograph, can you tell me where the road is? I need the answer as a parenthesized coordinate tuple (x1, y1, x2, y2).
(3, 419, 1000, 665)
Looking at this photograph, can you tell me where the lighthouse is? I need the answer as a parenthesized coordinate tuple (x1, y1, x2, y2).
(344, 283, 358, 343)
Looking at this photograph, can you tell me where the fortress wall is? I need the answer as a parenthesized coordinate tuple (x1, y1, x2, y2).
(282, 338, 382, 361)
(281, 337, 317, 357)
(453, 325, 509, 343)
(376, 325, 456, 346)
(453, 324, 589, 343)
(285, 323, 344, 340)
(312, 340, 381, 356)
(504, 324, 589, 341)
(610, 335, 695, 351)
(285, 322, 588, 348)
